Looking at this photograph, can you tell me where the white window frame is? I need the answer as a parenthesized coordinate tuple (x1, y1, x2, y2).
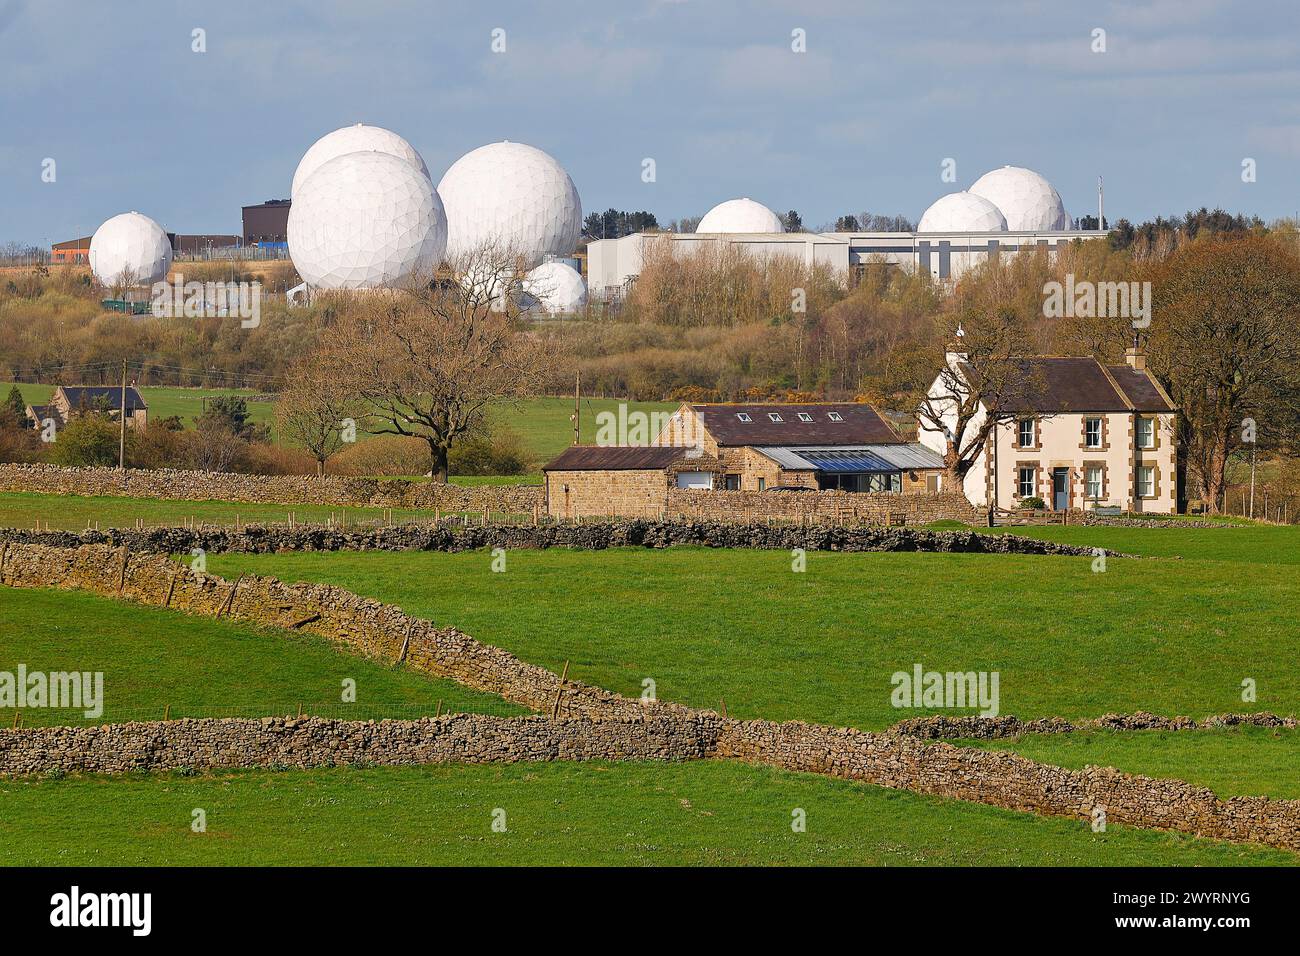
(1136, 416, 1154, 449)
(1085, 466, 1103, 500)
(827, 411, 843, 422)
(768, 413, 783, 422)
(735, 412, 752, 422)
(1017, 419, 1035, 448)
(797, 412, 813, 422)
(1017, 467, 1035, 499)
(1137, 465, 1155, 498)
(1085, 418, 1102, 449)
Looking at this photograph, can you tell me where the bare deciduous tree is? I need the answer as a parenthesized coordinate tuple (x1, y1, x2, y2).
(1147, 235, 1300, 512)
(316, 248, 550, 482)
(275, 359, 359, 476)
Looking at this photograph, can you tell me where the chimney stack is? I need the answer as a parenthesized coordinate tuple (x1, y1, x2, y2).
(1125, 346, 1146, 371)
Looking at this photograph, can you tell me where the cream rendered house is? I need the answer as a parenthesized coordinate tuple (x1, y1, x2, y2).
(918, 349, 1178, 513)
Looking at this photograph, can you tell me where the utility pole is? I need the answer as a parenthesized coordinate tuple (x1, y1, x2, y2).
(572, 371, 581, 445)
(118, 358, 127, 471)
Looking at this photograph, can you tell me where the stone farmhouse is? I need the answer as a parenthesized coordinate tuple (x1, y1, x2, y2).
(25, 386, 149, 431)
(543, 401, 946, 519)
(917, 348, 1179, 513)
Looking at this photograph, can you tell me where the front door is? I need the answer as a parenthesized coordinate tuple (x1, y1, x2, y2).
(1052, 468, 1069, 510)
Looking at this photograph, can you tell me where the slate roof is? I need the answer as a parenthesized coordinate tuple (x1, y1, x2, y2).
(58, 385, 147, 412)
(965, 358, 1173, 413)
(543, 445, 689, 471)
(690, 403, 900, 446)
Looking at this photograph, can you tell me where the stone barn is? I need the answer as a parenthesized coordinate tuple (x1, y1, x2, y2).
(543, 445, 712, 519)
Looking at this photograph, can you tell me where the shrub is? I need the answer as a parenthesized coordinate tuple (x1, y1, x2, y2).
(1019, 496, 1046, 510)
(449, 428, 529, 476)
(48, 414, 121, 467)
(331, 435, 432, 477)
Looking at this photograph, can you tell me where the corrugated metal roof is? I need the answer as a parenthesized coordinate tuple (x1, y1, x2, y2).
(755, 443, 943, 473)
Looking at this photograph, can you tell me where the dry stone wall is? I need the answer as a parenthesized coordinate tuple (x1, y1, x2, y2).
(668, 488, 980, 524)
(715, 718, 1300, 852)
(0, 463, 541, 513)
(0, 541, 661, 720)
(0, 521, 1122, 559)
(0, 713, 722, 776)
(2, 541, 1294, 853)
(889, 711, 1298, 740)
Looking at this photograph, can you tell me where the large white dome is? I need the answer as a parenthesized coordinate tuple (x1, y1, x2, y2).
(697, 198, 784, 233)
(291, 124, 430, 198)
(522, 261, 587, 315)
(969, 166, 1070, 231)
(89, 212, 172, 286)
(917, 192, 1007, 233)
(288, 150, 447, 290)
(437, 141, 582, 268)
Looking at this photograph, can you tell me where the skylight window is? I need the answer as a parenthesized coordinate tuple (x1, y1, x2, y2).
(736, 413, 752, 422)
(768, 413, 783, 422)
(797, 412, 813, 422)
(827, 411, 844, 422)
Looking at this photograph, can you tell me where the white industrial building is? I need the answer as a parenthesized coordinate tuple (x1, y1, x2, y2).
(586, 166, 1101, 298)
(587, 226, 1098, 298)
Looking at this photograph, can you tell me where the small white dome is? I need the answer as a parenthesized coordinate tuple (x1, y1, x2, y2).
(292, 124, 430, 197)
(917, 192, 1007, 233)
(522, 261, 586, 315)
(89, 212, 172, 286)
(969, 166, 1069, 231)
(696, 198, 784, 233)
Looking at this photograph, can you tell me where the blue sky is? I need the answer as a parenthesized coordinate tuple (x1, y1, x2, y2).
(2, 0, 1298, 244)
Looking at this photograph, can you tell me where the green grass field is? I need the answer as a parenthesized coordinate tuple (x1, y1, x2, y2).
(1, 761, 1290, 866)
(3, 505, 1296, 864)
(4, 382, 674, 464)
(203, 529, 1300, 731)
(4, 383, 278, 430)
(0, 587, 522, 724)
(0, 490, 444, 531)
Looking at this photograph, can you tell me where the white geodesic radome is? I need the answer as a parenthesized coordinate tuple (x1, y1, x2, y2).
(917, 192, 1008, 233)
(288, 150, 447, 290)
(436, 141, 582, 268)
(696, 198, 785, 233)
(291, 124, 431, 198)
(89, 211, 173, 287)
(522, 260, 587, 315)
(968, 166, 1070, 231)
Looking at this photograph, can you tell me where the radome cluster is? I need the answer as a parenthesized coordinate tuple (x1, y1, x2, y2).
(285, 126, 585, 302)
(920, 166, 1071, 233)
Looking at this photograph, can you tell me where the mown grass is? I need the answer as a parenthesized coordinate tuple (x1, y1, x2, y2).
(1, 761, 1291, 866)
(0, 587, 523, 724)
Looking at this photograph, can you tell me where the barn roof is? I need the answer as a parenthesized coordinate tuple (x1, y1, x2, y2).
(690, 402, 899, 446)
(543, 445, 687, 471)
